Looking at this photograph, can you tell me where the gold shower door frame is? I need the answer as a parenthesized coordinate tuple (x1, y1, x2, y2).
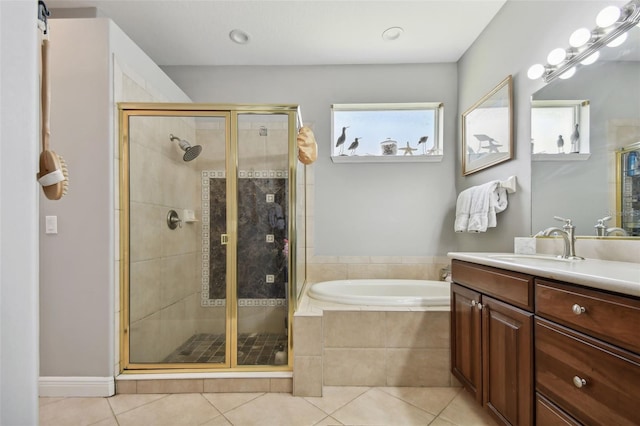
(118, 103, 298, 373)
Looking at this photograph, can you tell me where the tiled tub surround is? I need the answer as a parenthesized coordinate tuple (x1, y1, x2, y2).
(293, 277, 455, 397)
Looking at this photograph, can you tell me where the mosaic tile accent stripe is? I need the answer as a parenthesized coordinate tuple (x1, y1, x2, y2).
(201, 170, 289, 307)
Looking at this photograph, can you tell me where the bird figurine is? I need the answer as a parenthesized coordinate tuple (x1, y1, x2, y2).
(570, 124, 580, 153)
(335, 126, 349, 155)
(400, 142, 417, 156)
(557, 135, 565, 153)
(417, 136, 429, 154)
(347, 137, 361, 155)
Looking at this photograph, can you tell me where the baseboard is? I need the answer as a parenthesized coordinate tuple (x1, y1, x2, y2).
(39, 376, 115, 397)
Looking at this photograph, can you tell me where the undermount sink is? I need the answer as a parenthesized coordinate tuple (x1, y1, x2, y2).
(488, 254, 577, 265)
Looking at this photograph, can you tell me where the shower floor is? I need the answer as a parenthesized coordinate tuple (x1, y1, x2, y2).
(163, 332, 288, 365)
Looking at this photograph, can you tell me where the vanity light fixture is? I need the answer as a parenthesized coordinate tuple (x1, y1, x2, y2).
(528, 0, 640, 83)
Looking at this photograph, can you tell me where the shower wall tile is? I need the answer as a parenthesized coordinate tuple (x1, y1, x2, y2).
(129, 311, 163, 363)
(160, 253, 198, 309)
(130, 259, 163, 322)
(385, 348, 450, 387)
(129, 202, 164, 262)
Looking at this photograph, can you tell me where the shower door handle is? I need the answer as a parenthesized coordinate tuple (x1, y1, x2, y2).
(221, 234, 228, 245)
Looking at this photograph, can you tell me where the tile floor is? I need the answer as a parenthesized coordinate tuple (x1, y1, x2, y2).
(163, 333, 288, 365)
(39, 386, 498, 426)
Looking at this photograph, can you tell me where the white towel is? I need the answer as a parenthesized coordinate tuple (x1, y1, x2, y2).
(454, 187, 473, 232)
(455, 181, 508, 233)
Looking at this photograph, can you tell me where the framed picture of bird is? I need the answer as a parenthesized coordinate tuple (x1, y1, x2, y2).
(461, 75, 513, 175)
(331, 102, 443, 162)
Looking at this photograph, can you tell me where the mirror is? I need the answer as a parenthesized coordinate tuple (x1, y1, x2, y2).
(531, 26, 640, 237)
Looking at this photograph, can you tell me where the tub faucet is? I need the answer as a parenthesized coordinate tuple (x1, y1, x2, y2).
(537, 216, 584, 260)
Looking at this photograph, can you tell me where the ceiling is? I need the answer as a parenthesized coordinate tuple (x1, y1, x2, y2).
(45, 0, 507, 66)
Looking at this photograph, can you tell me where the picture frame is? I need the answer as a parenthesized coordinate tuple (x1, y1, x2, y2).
(462, 75, 513, 175)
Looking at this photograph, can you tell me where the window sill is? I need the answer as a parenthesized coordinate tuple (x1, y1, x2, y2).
(532, 153, 591, 162)
(331, 155, 443, 164)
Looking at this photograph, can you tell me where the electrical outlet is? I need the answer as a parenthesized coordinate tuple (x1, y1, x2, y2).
(266, 194, 275, 203)
(266, 234, 274, 243)
(266, 275, 275, 283)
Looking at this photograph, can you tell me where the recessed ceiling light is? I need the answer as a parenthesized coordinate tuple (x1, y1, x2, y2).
(382, 27, 404, 41)
(229, 29, 250, 44)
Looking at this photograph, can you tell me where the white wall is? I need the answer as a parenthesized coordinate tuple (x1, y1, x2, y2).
(164, 63, 459, 256)
(455, 0, 625, 252)
(0, 1, 40, 424)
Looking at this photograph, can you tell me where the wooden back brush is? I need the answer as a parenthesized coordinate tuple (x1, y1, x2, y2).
(37, 38, 68, 200)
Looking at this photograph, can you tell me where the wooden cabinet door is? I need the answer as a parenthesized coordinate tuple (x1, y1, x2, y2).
(482, 295, 534, 426)
(451, 283, 482, 403)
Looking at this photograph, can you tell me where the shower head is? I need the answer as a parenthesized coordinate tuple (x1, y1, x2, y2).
(170, 134, 202, 162)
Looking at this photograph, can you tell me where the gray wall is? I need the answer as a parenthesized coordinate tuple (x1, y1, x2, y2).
(1, 2, 40, 423)
(40, 18, 190, 379)
(164, 64, 459, 256)
(455, 0, 621, 252)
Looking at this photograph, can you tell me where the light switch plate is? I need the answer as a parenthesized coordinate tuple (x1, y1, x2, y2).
(266, 234, 274, 243)
(266, 275, 275, 283)
(266, 194, 275, 203)
(45, 216, 57, 234)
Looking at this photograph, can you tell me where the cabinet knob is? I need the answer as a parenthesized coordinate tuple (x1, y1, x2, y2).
(572, 304, 586, 315)
(471, 300, 476, 307)
(477, 303, 483, 310)
(572, 376, 587, 388)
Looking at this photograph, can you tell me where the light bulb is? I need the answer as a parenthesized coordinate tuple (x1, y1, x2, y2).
(607, 32, 628, 47)
(580, 51, 600, 65)
(559, 67, 576, 79)
(569, 28, 592, 48)
(527, 64, 545, 80)
(596, 6, 620, 28)
(547, 48, 567, 65)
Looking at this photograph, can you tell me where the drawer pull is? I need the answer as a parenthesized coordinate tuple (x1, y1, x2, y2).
(572, 376, 587, 388)
(572, 304, 586, 315)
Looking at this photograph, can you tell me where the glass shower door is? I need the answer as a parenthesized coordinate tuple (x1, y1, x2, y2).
(125, 111, 231, 368)
(235, 113, 291, 366)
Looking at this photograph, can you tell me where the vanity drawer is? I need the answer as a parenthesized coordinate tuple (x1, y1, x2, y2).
(535, 393, 580, 426)
(535, 279, 640, 354)
(535, 318, 640, 426)
(452, 260, 533, 311)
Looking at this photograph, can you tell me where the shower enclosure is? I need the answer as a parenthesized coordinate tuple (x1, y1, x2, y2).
(119, 103, 305, 371)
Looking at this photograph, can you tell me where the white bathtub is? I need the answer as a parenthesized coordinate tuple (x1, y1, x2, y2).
(308, 279, 450, 307)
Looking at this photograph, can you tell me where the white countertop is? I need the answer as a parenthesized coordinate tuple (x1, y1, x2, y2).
(448, 252, 640, 298)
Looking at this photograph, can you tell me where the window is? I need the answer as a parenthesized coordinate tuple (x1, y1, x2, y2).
(331, 102, 444, 163)
(531, 100, 590, 158)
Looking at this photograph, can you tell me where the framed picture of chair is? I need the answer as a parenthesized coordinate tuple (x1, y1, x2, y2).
(462, 75, 513, 175)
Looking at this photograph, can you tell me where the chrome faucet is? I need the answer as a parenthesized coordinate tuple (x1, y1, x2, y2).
(594, 216, 628, 236)
(538, 216, 584, 260)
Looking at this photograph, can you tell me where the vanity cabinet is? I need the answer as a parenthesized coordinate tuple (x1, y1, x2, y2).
(451, 260, 534, 426)
(535, 279, 640, 426)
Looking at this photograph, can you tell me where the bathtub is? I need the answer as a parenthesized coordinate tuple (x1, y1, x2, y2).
(308, 279, 450, 307)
